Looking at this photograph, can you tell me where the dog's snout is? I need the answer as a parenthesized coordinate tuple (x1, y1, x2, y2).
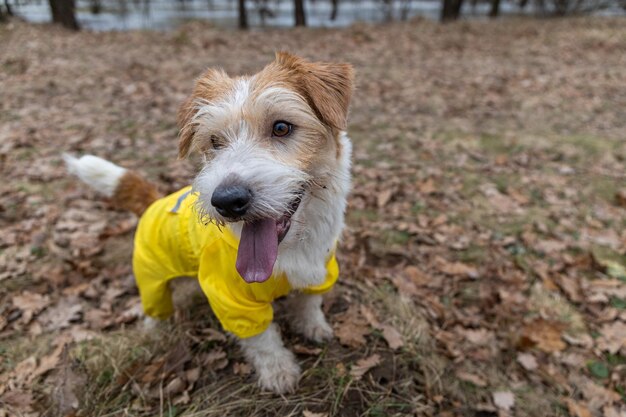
(211, 184, 252, 218)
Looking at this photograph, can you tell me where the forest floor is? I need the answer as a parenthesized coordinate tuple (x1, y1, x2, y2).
(1, 16, 626, 417)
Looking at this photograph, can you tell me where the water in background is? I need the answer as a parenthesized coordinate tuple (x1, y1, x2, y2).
(9, 0, 626, 31)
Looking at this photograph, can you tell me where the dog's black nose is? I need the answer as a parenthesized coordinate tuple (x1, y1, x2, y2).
(211, 184, 252, 218)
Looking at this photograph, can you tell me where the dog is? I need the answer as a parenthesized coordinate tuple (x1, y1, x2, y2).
(64, 52, 354, 394)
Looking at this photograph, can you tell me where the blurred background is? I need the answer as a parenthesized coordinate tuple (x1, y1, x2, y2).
(1, 0, 625, 416)
(1, 0, 625, 30)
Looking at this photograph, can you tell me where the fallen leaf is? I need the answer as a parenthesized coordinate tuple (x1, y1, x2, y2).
(377, 189, 393, 208)
(457, 371, 488, 387)
(12, 291, 50, 323)
(202, 348, 228, 370)
(516, 353, 538, 371)
(493, 390, 515, 411)
(293, 344, 322, 355)
(596, 321, 626, 354)
(334, 305, 370, 348)
(303, 410, 328, 417)
(233, 362, 252, 376)
(615, 189, 626, 208)
(350, 354, 381, 380)
(565, 399, 593, 417)
(519, 319, 566, 353)
(381, 325, 404, 350)
(435, 257, 478, 278)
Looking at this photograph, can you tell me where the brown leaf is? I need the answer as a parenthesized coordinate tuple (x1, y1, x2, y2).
(233, 362, 253, 376)
(381, 325, 404, 350)
(565, 399, 592, 417)
(457, 371, 488, 387)
(293, 344, 322, 355)
(12, 291, 50, 323)
(519, 319, 566, 353)
(418, 178, 436, 194)
(377, 189, 393, 208)
(615, 189, 626, 208)
(164, 377, 186, 395)
(303, 410, 328, 417)
(596, 321, 626, 354)
(516, 353, 538, 371)
(202, 348, 228, 370)
(435, 257, 479, 278)
(334, 305, 370, 348)
(350, 354, 381, 380)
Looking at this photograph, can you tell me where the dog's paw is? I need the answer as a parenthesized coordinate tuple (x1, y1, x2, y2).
(297, 314, 334, 343)
(256, 351, 301, 394)
(142, 316, 163, 332)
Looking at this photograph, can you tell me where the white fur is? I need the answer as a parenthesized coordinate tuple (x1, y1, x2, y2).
(63, 154, 126, 197)
(192, 138, 310, 223)
(239, 323, 301, 394)
(289, 293, 333, 342)
(274, 133, 352, 289)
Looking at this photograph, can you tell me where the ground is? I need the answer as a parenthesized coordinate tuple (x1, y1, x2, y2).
(1, 16, 625, 417)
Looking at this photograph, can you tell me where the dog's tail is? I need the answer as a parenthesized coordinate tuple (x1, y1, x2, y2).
(63, 154, 161, 216)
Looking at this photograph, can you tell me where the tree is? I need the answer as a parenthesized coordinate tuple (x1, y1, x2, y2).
(440, 0, 464, 21)
(238, 0, 248, 29)
(49, 0, 80, 30)
(294, 0, 306, 26)
(330, 0, 339, 20)
(489, 0, 501, 16)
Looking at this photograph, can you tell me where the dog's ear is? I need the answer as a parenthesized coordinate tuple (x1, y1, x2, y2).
(177, 68, 231, 158)
(274, 52, 354, 131)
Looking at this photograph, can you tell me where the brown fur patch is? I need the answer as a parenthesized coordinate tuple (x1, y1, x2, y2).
(177, 68, 234, 158)
(263, 52, 354, 131)
(109, 171, 161, 216)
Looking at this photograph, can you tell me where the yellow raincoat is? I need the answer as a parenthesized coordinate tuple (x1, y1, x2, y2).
(133, 186, 339, 338)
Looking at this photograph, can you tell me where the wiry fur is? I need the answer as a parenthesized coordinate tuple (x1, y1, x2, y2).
(66, 52, 354, 395)
(64, 154, 161, 216)
(63, 154, 126, 198)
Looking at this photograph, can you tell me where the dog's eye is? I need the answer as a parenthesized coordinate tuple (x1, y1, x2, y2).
(272, 121, 292, 138)
(210, 135, 224, 150)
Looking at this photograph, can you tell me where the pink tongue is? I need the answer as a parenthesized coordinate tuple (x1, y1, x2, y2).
(236, 218, 278, 283)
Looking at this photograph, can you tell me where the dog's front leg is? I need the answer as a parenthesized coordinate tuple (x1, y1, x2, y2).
(239, 323, 300, 394)
(289, 293, 333, 343)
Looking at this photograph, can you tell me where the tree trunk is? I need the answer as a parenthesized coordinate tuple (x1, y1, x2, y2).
(238, 0, 248, 29)
(49, 0, 79, 30)
(440, 0, 464, 21)
(489, 0, 500, 16)
(294, 0, 306, 26)
(330, 0, 339, 20)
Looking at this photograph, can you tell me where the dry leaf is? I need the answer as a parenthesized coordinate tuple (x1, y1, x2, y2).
(293, 344, 323, 355)
(202, 348, 228, 370)
(457, 371, 488, 387)
(519, 319, 566, 353)
(303, 410, 329, 417)
(12, 291, 50, 323)
(377, 189, 394, 208)
(350, 354, 381, 380)
(493, 391, 515, 411)
(435, 257, 478, 278)
(516, 353, 538, 371)
(381, 325, 404, 350)
(334, 305, 370, 348)
(233, 362, 253, 376)
(596, 321, 626, 354)
(565, 399, 593, 417)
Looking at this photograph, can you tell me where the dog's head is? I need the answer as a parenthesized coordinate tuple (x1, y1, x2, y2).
(178, 52, 354, 284)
